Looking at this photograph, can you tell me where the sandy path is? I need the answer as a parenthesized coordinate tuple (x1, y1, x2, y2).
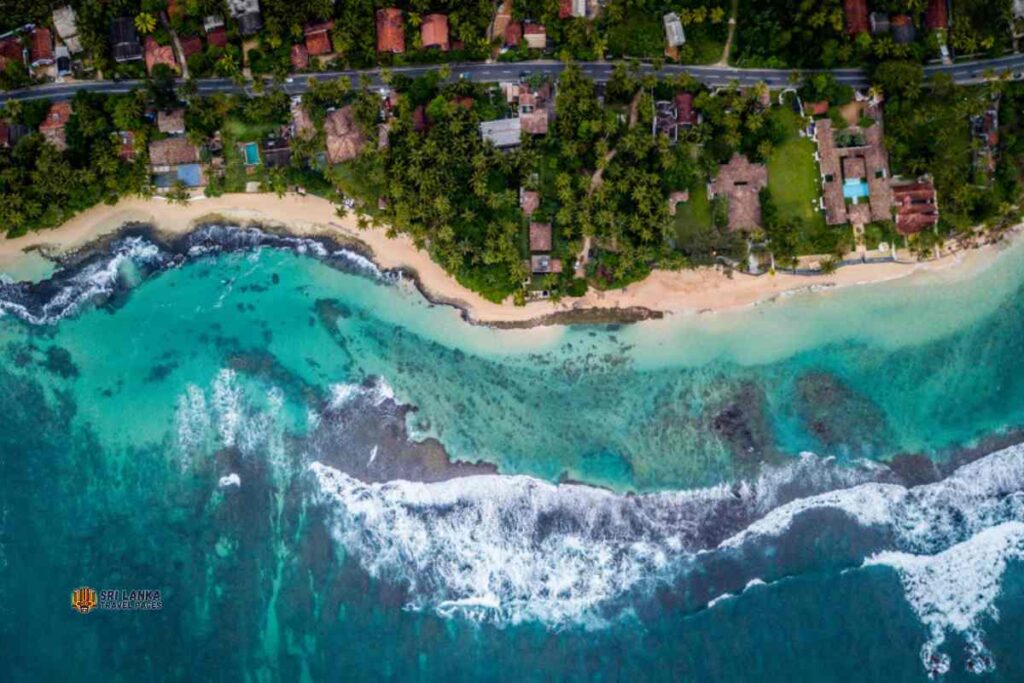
(0, 193, 1016, 325)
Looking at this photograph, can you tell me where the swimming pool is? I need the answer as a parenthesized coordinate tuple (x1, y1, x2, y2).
(242, 142, 260, 165)
(843, 178, 869, 200)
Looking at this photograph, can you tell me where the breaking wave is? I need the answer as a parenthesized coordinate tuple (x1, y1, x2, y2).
(0, 224, 392, 325)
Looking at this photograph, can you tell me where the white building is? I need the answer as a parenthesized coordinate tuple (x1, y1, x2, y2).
(663, 13, 685, 48)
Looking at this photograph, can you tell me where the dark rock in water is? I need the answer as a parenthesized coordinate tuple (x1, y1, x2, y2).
(144, 361, 178, 384)
(42, 346, 79, 378)
(794, 372, 888, 456)
(885, 453, 940, 486)
(309, 380, 497, 484)
(711, 381, 774, 468)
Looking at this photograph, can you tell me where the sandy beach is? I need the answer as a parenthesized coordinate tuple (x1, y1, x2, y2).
(0, 193, 1015, 325)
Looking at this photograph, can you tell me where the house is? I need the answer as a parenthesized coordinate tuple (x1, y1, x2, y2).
(891, 15, 915, 44)
(708, 154, 769, 232)
(870, 12, 890, 34)
(524, 24, 546, 50)
(504, 21, 522, 48)
(0, 121, 29, 148)
(149, 138, 204, 188)
(116, 131, 135, 160)
(654, 100, 678, 142)
(304, 21, 334, 56)
(157, 108, 186, 135)
(262, 136, 292, 168)
(892, 179, 939, 235)
(843, 0, 869, 36)
(39, 102, 73, 151)
(30, 28, 54, 67)
(227, 0, 263, 36)
(52, 6, 83, 54)
(291, 44, 309, 70)
(519, 89, 551, 135)
(815, 103, 893, 226)
(0, 37, 24, 70)
(421, 14, 449, 51)
(55, 45, 71, 75)
(376, 8, 405, 53)
(676, 92, 699, 127)
(520, 189, 540, 216)
(925, 0, 949, 30)
(480, 117, 522, 147)
(206, 27, 228, 48)
(663, 13, 685, 48)
(529, 222, 552, 251)
(971, 100, 1000, 178)
(144, 37, 178, 74)
(528, 222, 561, 274)
(559, 0, 588, 19)
(110, 18, 143, 62)
(204, 15, 225, 32)
(291, 98, 315, 139)
(324, 106, 366, 163)
(179, 35, 203, 60)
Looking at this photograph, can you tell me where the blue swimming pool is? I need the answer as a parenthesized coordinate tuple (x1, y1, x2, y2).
(243, 142, 260, 165)
(843, 178, 869, 200)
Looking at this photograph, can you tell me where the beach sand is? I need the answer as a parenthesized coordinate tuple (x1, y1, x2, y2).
(0, 193, 1015, 325)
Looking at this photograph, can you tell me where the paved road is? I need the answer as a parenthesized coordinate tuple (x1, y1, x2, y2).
(2, 55, 1022, 104)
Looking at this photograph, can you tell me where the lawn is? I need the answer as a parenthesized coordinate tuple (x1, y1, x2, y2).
(673, 184, 713, 246)
(766, 109, 829, 252)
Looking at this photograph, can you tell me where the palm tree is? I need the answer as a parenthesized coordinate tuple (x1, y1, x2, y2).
(867, 85, 883, 104)
(134, 13, 157, 35)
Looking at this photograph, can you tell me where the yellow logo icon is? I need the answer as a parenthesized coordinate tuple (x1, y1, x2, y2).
(71, 587, 98, 614)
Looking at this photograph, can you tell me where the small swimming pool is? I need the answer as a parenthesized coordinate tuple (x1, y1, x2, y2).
(242, 142, 260, 165)
(843, 178, 869, 200)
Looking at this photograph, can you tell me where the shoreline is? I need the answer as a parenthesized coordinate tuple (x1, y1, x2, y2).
(0, 193, 1018, 326)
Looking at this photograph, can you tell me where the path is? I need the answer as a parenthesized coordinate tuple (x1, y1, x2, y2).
(715, 0, 739, 66)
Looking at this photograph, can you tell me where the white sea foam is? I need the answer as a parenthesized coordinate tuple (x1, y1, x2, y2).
(219, 473, 241, 488)
(865, 522, 1024, 676)
(328, 376, 396, 410)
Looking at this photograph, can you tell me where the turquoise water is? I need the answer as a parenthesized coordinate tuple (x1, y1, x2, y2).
(243, 142, 261, 165)
(844, 178, 870, 199)
(2, 226, 1024, 680)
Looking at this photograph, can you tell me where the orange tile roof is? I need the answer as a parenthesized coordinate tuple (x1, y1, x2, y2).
(421, 13, 449, 51)
(843, 0, 869, 35)
(376, 8, 405, 53)
(30, 27, 54, 64)
(144, 36, 178, 74)
(291, 43, 309, 69)
(504, 21, 522, 47)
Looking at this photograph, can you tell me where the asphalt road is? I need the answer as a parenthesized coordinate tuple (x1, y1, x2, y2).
(2, 55, 1023, 104)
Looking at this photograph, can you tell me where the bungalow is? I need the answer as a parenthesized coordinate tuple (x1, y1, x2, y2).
(480, 117, 521, 148)
(39, 102, 73, 151)
(262, 136, 292, 168)
(157, 108, 186, 135)
(523, 24, 546, 50)
(891, 15, 915, 44)
(144, 36, 178, 75)
(304, 21, 334, 57)
(843, 0, 869, 36)
(663, 13, 685, 48)
(52, 6, 83, 54)
(30, 28, 54, 67)
(291, 44, 309, 70)
(504, 21, 522, 48)
(892, 179, 939, 235)
(559, 0, 588, 19)
(421, 14, 449, 51)
(708, 153, 768, 232)
(324, 106, 366, 163)
(227, 0, 263, 36)
(0, 37, 24, 70)
(149, 138, 204, 188)
(676, 92, 699, 127)
(116, 131, 135, 160)
(925, 0, 949, 30)
(520, 189, 540, 216)
(110, 17, 143, 62)
(376, 8, 405, 54)
(528, 222, 562, 274)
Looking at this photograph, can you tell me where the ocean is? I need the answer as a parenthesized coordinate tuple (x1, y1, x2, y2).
(2, 224, 1024, 681)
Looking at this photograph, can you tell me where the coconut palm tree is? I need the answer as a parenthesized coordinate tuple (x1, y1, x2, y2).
(134, 13, 157, 35)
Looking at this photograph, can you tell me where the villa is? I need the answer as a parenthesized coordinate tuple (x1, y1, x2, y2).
(815, 101, 892, 227)
(421, 14, 450, 51)
(376, 8, 405, 53)
(324, 106, 365, 163)
(528, 222, 562, 274)
(892, 179, 939, 234)
(708, 154, 768, 232)
(110, 17, 143, 62)
(524, 24, 546, 50)
(149, 137, 204, 189)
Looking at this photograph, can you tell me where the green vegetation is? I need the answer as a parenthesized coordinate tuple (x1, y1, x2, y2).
(765, 109, 827, 244)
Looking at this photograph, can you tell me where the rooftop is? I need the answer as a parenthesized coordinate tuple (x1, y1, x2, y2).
(291, 44, 309, 70)
(110, 17, 143, 62)
(376, 8, 405, 53)
(480, 117, 521, 147)
(925, 0, 949, 29)
(324, 106, 366, 163)
(30, 28, 54, 65)
(145, 36, 178, 74)
(708, 153, 768, 232)
(520, 189, 540, 216)
(157, 108, 186, 134)
(504, 21, 522, 47)
(529, 222, 552, 251)
(149, 137, 200, 166)
(422, 14, 449, 51)
(304, 21, 334, 56)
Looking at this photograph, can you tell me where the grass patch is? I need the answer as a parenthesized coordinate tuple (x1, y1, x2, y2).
(673, 185, 713, 244)
(766, 109, 830, 252)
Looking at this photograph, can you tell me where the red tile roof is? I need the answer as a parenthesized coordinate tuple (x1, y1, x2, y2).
(117, 131, 135, 160)
(376, 8, 405, 53)
(149, 137, 200, 166)
(206, 26, 228, 48)
(559, 0, 573, 19)
(39, 101, 72, 131)
(421, 13, 449, 51)
(504, 21, 522, 47)
(925, 0, 948, 29)
(30, 28, 54, 64)
(304, 21, 334, 56)
(675, 92, 697, 126)
(144, 36, 178, 74)
(807, 100, 830, 116)
(291, 43, 309, 70)
(529, 222, 552, 251)
(843, 0, 869, 35)
(893, 181, 939, 235)
(180, 35, 203, 58)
